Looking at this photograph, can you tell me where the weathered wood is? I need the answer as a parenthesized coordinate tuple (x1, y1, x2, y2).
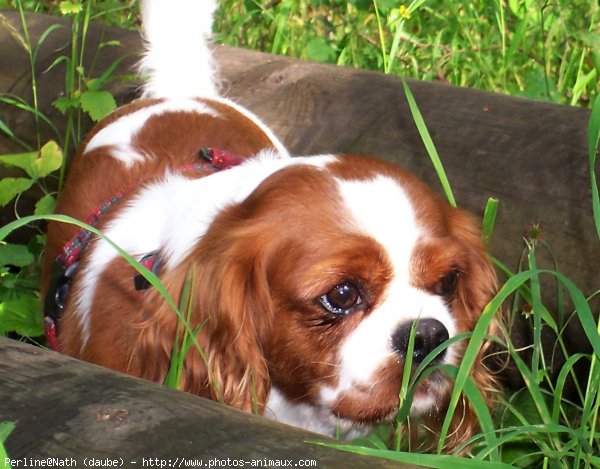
(1, 337, 405, 467)
(0, 13, 598, 343)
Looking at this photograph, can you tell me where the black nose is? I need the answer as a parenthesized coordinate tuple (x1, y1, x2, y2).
(391, 318, 449, 364)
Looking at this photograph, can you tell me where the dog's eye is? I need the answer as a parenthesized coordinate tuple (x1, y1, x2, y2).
(319, 281, 363, 315)
(433, 270, 459, 297)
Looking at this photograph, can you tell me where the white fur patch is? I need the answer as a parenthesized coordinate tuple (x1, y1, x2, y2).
(320, 175, 458, 416)
(139, 0, 220, 99)
(265, 387, 369, 440)
(210, 97, 290, 159)
(83, 100, 220, 166)
(74, 153, 337, 345)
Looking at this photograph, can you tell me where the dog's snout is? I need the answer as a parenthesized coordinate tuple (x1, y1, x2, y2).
(391, 318, 449, 364)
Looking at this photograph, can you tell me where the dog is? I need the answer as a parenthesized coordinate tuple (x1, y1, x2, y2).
(42, 0, 500, 451)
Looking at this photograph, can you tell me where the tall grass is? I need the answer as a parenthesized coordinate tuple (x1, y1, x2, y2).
(6, 1, 597, 105)
(214, 0, 599, 106)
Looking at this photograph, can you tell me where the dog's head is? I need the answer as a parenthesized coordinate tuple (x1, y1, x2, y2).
(136, 153, 499, 448)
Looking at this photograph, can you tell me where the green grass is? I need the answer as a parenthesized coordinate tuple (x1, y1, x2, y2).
(0, 422, 14, 469)
(214, 0, 599, 107)
(4, 0, 597, 105)
(0, 1, 599, 467)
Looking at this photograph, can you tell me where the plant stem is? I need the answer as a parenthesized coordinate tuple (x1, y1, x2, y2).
(16, 1, 40, 150)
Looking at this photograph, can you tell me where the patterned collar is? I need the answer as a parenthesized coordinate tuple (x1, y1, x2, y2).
(44, 147, 244, 351)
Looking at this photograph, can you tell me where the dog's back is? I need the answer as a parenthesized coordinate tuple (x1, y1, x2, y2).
(139, 0, 220, 99)
(42, 0, 285, 296)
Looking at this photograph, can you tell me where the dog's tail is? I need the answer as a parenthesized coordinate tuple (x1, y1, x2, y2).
(139, 0, 220, 99)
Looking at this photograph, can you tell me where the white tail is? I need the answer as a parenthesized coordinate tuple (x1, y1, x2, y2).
(139, 0, 220, 99)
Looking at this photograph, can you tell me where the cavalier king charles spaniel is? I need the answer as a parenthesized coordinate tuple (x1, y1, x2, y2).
(42, 0, 500, 452)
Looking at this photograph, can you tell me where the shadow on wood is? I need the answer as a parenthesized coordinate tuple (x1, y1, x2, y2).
(1, 337, 406, 466)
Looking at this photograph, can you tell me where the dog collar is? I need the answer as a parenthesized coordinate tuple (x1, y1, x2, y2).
(44, 147, 244, 351)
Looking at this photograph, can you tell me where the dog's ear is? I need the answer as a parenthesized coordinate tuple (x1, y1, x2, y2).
(432, 208, 503, 453)
(447, 209, 499, 330)
(134, 229, 273, 414)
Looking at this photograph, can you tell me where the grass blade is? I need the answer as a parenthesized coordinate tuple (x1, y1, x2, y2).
(313, 441, 516, 468)
(372, 0, 388, 73)
(439, 364, 501, 460)
(0, 421, 15, 469)
(527, 245, 543, 377)
(395, 316, 417, 450)
(400, 77, 456, 207)
(31, 23, 63, 65)
(0, 118, 31, 150)
(551, 353, 588, 423)
(482, 198, 499, 242)
(437, 270, 533, 452)
(588, 93, 600, 241)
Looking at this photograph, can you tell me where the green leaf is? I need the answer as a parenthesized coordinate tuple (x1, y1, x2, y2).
(373, 0, 397, 10)
(0, 119, 15, 139)
(88, 55, 129, 92)
(499, 440, 544, 468)
(0, 178, 34, 207)
(0, 421, 15, 443)
(437, 269, 534, 451)
(44, 54, 68, 74)
(0, 96, 60, 139)
(519, 67, 557, 101)
(303, 38, 337, 63)
(0, 421, 15, 469)
(99, 40, 122, 49)
(503, 390, 548, 427)
(347, 0, 372, 11)
(32, 23, 64, 65)
(0, 244, 34, 268)
(0, 295, 43, 337)
(35, 141, 63, 178)
(52, 95, 80, 115)
(34, 194, 57, 216)
(0, 142, 62, 180)
(0, 151, 37, 178)
(482, 197, 499, 241)
(588, 93, 600, 241)
(314, 441, 516, 468)
(0, 119, 30, 150)
(59, 0, 83, 15)
(80, 90, 117, 122)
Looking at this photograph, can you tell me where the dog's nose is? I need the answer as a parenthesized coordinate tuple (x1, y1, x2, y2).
(391, 318, 449, 364)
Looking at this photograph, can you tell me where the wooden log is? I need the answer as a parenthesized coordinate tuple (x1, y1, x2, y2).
(0, 12, 597, 347)
(0, 337, 405, 467)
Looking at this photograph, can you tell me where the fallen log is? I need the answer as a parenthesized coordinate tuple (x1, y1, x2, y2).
(0, 337, 405, 467)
